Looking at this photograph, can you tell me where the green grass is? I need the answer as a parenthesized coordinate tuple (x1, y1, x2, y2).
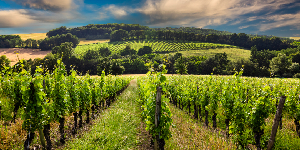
(165, 103, 236, 149)
(171, 48, 251, 61)
(62, 80, 141, 150)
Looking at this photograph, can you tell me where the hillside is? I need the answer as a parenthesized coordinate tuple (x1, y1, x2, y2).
(74, 40, 250, 60)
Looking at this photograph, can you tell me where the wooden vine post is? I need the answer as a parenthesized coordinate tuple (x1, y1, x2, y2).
(267, 96, 286, 150)
(193, 87, 199, 119)
(0, 106, 2, 120)
(155, 86, 163, 150)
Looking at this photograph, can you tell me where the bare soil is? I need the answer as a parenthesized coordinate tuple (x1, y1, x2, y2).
(0, 48, 51, 65)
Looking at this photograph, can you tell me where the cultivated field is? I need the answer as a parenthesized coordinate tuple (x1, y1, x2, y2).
(290, 37, 300, 40)
(0, 48, 51, 65)
(170, 48, 251, 61)
(12, 33, 110, 45)
(78, 38, 110, 45)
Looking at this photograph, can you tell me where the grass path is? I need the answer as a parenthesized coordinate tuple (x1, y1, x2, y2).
(61, 79, 147, 149)
(165, 104, 236, 150)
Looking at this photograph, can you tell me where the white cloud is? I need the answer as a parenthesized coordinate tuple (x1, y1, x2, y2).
(0, 0, 83, 28)
(132, 0, 296, 27)
(105, 5, 128, 18)
(0, 9, 38, 28)
(256, 12, 300, 31)
(239, 25, 251, 29)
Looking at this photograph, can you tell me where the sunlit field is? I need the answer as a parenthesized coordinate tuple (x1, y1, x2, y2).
(12, 33, 110, 45)
(291, 37, 300, 40)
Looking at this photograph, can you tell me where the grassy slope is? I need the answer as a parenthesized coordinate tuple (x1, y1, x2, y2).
(170, 48, 250, 61)
(61, 80, 142, 150)
(75, 40, 251, 60)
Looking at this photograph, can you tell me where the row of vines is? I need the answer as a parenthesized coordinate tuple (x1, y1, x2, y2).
(137, 66, 172, 149)
(0, 59, 131, 149)
(165, 72, 300, 149)
(75, 40, 237, 56)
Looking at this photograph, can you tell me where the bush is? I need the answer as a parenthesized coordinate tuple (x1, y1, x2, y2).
(40, 33, 79, 51)
(293, 73, 300, 78)
(119, 45, 136, 56)
(0, 55, 10, 72)
(137, 46, 152, 56)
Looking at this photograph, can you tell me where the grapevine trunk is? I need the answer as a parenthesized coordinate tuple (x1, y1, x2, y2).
(43, 123, 52, 150)
(59, 117, 65, 144)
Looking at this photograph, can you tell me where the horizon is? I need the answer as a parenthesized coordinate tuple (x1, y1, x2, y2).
(0, 0, 299, 37)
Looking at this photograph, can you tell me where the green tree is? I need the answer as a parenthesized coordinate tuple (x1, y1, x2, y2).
(137, 46, 152, 56)
(270, 53, 292, 77)
(174, 56, 188, 74)
(120, 45, 136, 56)
(0, 55, 11, 72)
(110, 59, 125, 75)
(97, 57, 111, 75)
(99, 47, 111, 57)
(52, 42, 74, 61)
(110, 29, 129, 42)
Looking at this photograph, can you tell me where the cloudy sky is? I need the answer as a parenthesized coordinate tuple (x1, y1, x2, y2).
(0, 0, 299, 37)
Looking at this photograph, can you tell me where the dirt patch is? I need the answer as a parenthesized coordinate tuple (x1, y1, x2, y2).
(291, 37, 300, 40)
(13, 33, 47, 41)
(0, 48, 51, 65)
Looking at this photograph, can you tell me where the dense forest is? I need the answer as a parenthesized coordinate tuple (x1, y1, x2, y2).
(0, 23, 300, 78)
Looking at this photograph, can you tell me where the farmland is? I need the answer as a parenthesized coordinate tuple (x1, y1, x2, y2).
(1, 22, 300, 150)
(12, 33, 110, 45)
(74, 40, 250, 60)
(0, 48, 50, 65)
(290, 37, 300, 40)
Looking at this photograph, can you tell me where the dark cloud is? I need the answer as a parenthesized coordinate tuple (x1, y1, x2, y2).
(10, 0, 73, 12)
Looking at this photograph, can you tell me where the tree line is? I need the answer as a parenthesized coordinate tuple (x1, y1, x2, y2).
(46, 23, 295, 51)
(46, 24, 150, 39)
(110, 29, 293, 51)
(1, 41, 300, 78)
(0, 34, 79, 51)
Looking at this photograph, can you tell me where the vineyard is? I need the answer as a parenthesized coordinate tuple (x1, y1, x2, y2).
(74, 40, 237, 56)
(164, 73, 300, 149)
(0, 59, 131, 149)
(2, 60, 300, 149)
(134, 66, 300, 149)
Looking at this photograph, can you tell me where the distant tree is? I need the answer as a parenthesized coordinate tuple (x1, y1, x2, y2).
(99, 47, 111, 57)
(39, 33, 79, 51)
(227, 58, 258, 76)
(270, 53, 292, 77)
(52, 42, 74, 61)
(110, 59, 125, 75)
(137, 46, 152, 56)
(187, 56, 207, 74)
(213, 53, 230, 74)
(97, 57, 112, 75)
(110, 29, 129, 42)
(200, 53, 229, 75)
(120, 45, 136, 56)
(47, 26, 68, 37)
(289, 62, 300, 75)
(250, 46, 276, 68)
(82, 49, 101, 60)
(174, 56, 188, 74)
